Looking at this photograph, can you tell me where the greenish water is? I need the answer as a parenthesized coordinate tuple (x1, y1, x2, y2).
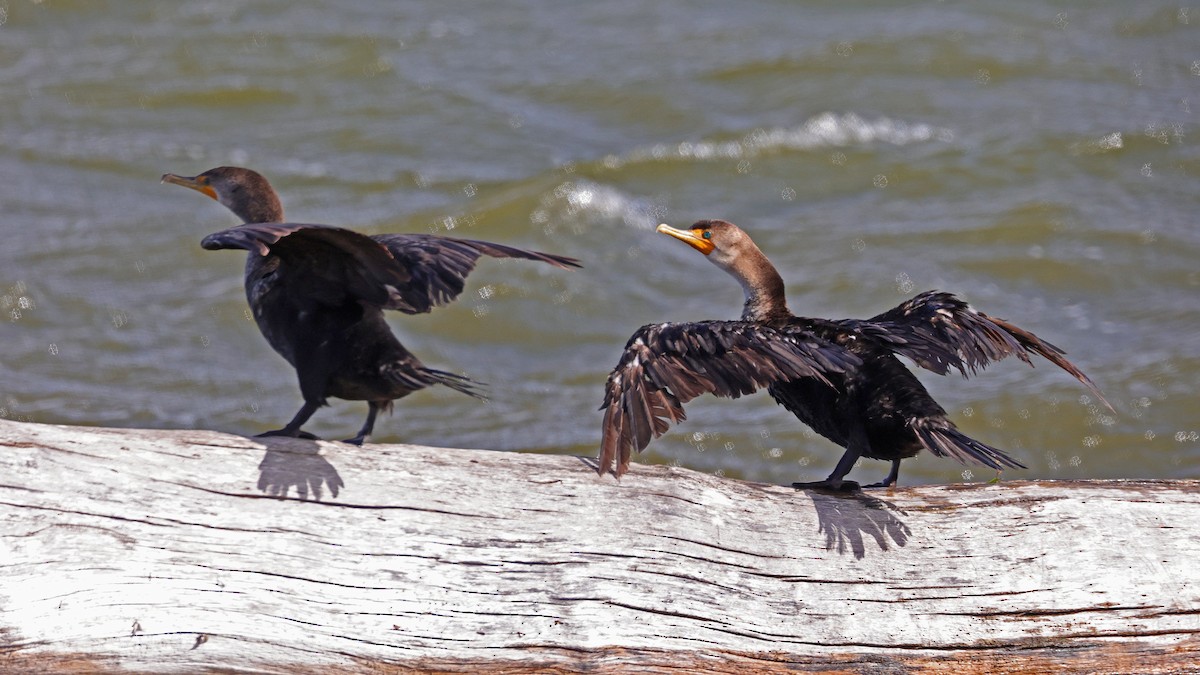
(2, 2, 1197, 487)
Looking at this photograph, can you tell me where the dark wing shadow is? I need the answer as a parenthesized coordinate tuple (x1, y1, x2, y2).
(804, 490, 911, 560)
(256, 438, 344, 500)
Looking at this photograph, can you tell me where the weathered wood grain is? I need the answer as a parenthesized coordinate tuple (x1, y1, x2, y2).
(1, 419, 1198, 673)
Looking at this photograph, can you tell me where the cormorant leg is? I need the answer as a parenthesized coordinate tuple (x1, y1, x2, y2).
(863, 459, 901, 489)
(343, 401, 381, 446)
(257, 401, 321, 440)
(793, 425, 867, 492)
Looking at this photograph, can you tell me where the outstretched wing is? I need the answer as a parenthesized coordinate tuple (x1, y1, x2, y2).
(370, 234, 581, 314)
(868, 290, 1111, 410)
(598, 321, 860, 478)
(201, 222, 411, 308)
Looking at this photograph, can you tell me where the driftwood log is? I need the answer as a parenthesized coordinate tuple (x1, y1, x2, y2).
(1, 419, 1198, 674)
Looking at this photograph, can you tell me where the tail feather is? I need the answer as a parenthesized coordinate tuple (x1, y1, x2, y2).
(421, 367, 488, 401)
(913, 420, 1026, 471)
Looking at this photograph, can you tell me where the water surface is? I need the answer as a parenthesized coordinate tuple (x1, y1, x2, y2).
(2, 2, 1197, 486)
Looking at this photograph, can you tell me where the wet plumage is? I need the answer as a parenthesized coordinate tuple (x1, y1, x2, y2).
(599, 219, 1109, 490)
(164, 166, 579, 444)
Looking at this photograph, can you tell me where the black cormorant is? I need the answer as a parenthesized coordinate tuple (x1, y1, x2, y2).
(163, 166, 579, 444)
(599, 219, 1109, 490)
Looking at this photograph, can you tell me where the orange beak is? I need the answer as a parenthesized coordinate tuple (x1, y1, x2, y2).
(161, 173, 218, 201)
(657, 223, 715, 255)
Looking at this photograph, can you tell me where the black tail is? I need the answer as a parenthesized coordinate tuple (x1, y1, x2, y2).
(913, 419, 1026, 471)
(422, 367, 488, 401)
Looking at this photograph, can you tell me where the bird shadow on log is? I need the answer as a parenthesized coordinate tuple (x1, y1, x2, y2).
(803, 490, 911, 560)
(256, 437, 345, 501)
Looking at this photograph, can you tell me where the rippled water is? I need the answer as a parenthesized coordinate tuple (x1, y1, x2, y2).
(2, 2, 1197, 486)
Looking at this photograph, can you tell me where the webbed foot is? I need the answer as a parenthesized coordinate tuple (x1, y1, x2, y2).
(792, 479, 861, 493)
(256, 429, 320, 441)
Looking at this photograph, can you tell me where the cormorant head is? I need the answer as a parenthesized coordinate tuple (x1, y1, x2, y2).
(656, 219, 760, 273)
(161, 166, 284, 224)
(657, 219, 788, 320)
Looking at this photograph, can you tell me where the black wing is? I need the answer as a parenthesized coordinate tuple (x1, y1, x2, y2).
(370, 234, 581, 314)
(201, 222, 412, 308)
(598, 321, 860, 478)
(867, 290, 1112, 410)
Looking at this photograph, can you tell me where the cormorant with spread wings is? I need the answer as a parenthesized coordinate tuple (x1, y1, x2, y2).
(164, 166, 579, 444)
(599, 219, 1109, 490)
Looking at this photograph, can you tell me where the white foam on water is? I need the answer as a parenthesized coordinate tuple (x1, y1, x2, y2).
(602, 112, 954, 169)
(1069, 131, 1123, 155)
(532, 179, 662, 233)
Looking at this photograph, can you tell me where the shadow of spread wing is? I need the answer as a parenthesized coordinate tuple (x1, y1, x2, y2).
(370, 234, 581, 314)
(866, 290, 1111, 410)
(598, 321, 860, 478)
(201, 222, 412, 309)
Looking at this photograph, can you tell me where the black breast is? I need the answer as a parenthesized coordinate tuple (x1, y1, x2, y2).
(767, 319, 947, 462)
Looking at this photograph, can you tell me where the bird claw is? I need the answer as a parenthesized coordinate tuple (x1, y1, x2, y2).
(792, 479, 861, 493)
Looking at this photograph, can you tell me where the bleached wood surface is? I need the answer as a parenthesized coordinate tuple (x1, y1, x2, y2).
(1, 419, 1198, 674)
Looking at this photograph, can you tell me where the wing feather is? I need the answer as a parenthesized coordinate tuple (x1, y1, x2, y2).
(202, 225, 579, 314)
(201, 223, 410, 308)
(866, 291, 1112, 411)
(597, 321, 860, 477)
(370, 234, 581, 314)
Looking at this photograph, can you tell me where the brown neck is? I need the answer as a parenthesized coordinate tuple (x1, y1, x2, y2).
(729, 246, 791, 322)
(235, 193, 284, 224)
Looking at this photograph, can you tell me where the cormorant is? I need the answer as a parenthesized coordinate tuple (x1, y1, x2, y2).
(163, 166, 580, 444)
(599, 219, 1110, 490)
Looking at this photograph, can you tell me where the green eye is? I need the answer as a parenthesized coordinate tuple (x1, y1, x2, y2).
(701, 231, 712, 240)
